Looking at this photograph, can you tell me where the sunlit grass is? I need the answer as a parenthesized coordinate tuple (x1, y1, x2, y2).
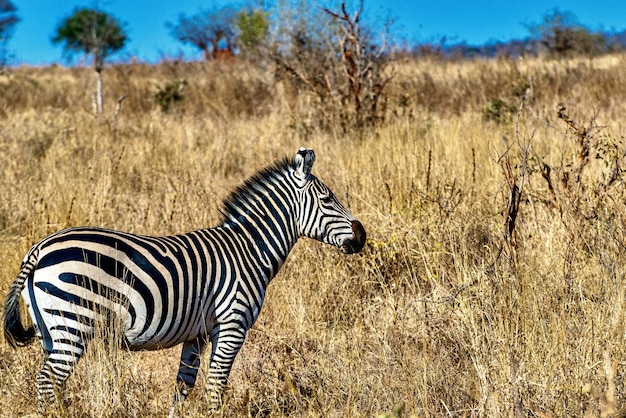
(1, 54, 626, 416)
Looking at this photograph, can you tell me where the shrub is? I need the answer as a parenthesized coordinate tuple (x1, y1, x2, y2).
(482, 98, 516, 123)
(154, 79, 186, 113)
(273, 1, 393, 133)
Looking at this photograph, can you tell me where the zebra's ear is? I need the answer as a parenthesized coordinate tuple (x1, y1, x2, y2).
(294, 148, 315, 178)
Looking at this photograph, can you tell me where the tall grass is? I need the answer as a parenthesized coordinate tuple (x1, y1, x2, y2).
(1, 54, 626, 416)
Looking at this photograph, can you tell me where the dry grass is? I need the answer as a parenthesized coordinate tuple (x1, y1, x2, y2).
(2, 54, 626, 417)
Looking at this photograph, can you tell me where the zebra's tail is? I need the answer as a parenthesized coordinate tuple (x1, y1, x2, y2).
(4, 248, 38, 348)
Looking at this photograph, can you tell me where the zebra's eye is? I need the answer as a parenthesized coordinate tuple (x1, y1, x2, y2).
(320, 195, 333, 204)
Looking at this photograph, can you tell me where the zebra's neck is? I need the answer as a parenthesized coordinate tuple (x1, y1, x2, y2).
(219, 160, 300, 281)
(224, 212, 298, 281)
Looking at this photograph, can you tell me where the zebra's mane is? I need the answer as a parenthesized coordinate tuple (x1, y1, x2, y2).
(220, 156, 294, 225)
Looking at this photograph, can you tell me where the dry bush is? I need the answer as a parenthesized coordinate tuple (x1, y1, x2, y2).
(273, 1, 392, 135)
(2, 53, 626, 417)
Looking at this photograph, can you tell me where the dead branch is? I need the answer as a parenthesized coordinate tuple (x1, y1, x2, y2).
(112, 93, 128, 123)
(556, 103, 589, 165)
(274, 0, 391, 130)
(322, 1, 391, 126)
(540, 162, 561, 214)
(501, 156, 522, 249)
(276, 58, 326, 99)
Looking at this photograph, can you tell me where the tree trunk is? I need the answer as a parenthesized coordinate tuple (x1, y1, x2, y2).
(94, 48, 103, 116)
(95, 67, 103, 116)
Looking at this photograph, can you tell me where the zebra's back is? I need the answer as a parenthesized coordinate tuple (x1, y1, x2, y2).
(28, 226, 255, 350)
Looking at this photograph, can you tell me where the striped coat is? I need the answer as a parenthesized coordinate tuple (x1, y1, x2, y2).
(3, 148, 366, 413)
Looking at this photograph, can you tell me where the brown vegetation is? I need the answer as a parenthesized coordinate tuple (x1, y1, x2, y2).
(2, 53, 626, 416)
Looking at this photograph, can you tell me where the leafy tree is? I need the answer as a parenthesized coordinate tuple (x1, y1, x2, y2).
(236, 9, 270, 53)
(168, 6, 238, 60)
(0, 0, 18, 39)
(0, 0, 19, 66)
(53, 8, 127, 70)
(528, 9, 606, 58)
(52, 7, 127, 115)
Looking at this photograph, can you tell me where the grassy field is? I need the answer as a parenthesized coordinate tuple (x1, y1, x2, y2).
(2, 53, 626, 417)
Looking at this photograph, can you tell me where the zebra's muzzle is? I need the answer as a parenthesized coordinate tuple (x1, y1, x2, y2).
(341, 220, 366, 254)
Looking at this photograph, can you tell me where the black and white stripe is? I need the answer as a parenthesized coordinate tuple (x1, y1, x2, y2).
(3, 148, 366, 413)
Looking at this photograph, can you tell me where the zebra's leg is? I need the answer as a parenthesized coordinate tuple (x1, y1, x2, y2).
(174, 337, 208, 401)
(167, 338, 208, 418)
(32, 300, 92, 414)
(36, 342, 86, 414)
(205, 323, 247, 410)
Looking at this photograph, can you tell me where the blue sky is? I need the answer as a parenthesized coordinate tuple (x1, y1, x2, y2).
(7, 1, 626, 66)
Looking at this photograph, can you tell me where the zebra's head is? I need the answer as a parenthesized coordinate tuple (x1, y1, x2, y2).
(292, 148, 366, 254)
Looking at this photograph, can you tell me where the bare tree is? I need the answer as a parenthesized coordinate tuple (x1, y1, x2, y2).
(274, 0, 393, 132)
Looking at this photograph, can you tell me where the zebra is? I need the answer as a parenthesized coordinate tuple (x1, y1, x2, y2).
(3, 147, 366, 414)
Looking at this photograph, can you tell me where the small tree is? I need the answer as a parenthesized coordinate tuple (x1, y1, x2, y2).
(528, 9, 606, 58)
(0, 0, 19, 67)
(236, 8, 270, 55)
(168, 6, 238, 60)
(52, 7, 127, 115)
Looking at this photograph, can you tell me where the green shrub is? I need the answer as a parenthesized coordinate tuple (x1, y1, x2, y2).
(154, 79, 186, 112)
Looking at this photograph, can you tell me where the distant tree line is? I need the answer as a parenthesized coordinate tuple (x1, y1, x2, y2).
(412, 8, 624, 59)
(0, 2, 272, 69)
(0, 0, 394, 129)
(1, 2, 625, 127)
(2, 3, 624, 67)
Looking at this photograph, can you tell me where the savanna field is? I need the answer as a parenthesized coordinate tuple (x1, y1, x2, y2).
(2, 54, 626, 417)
